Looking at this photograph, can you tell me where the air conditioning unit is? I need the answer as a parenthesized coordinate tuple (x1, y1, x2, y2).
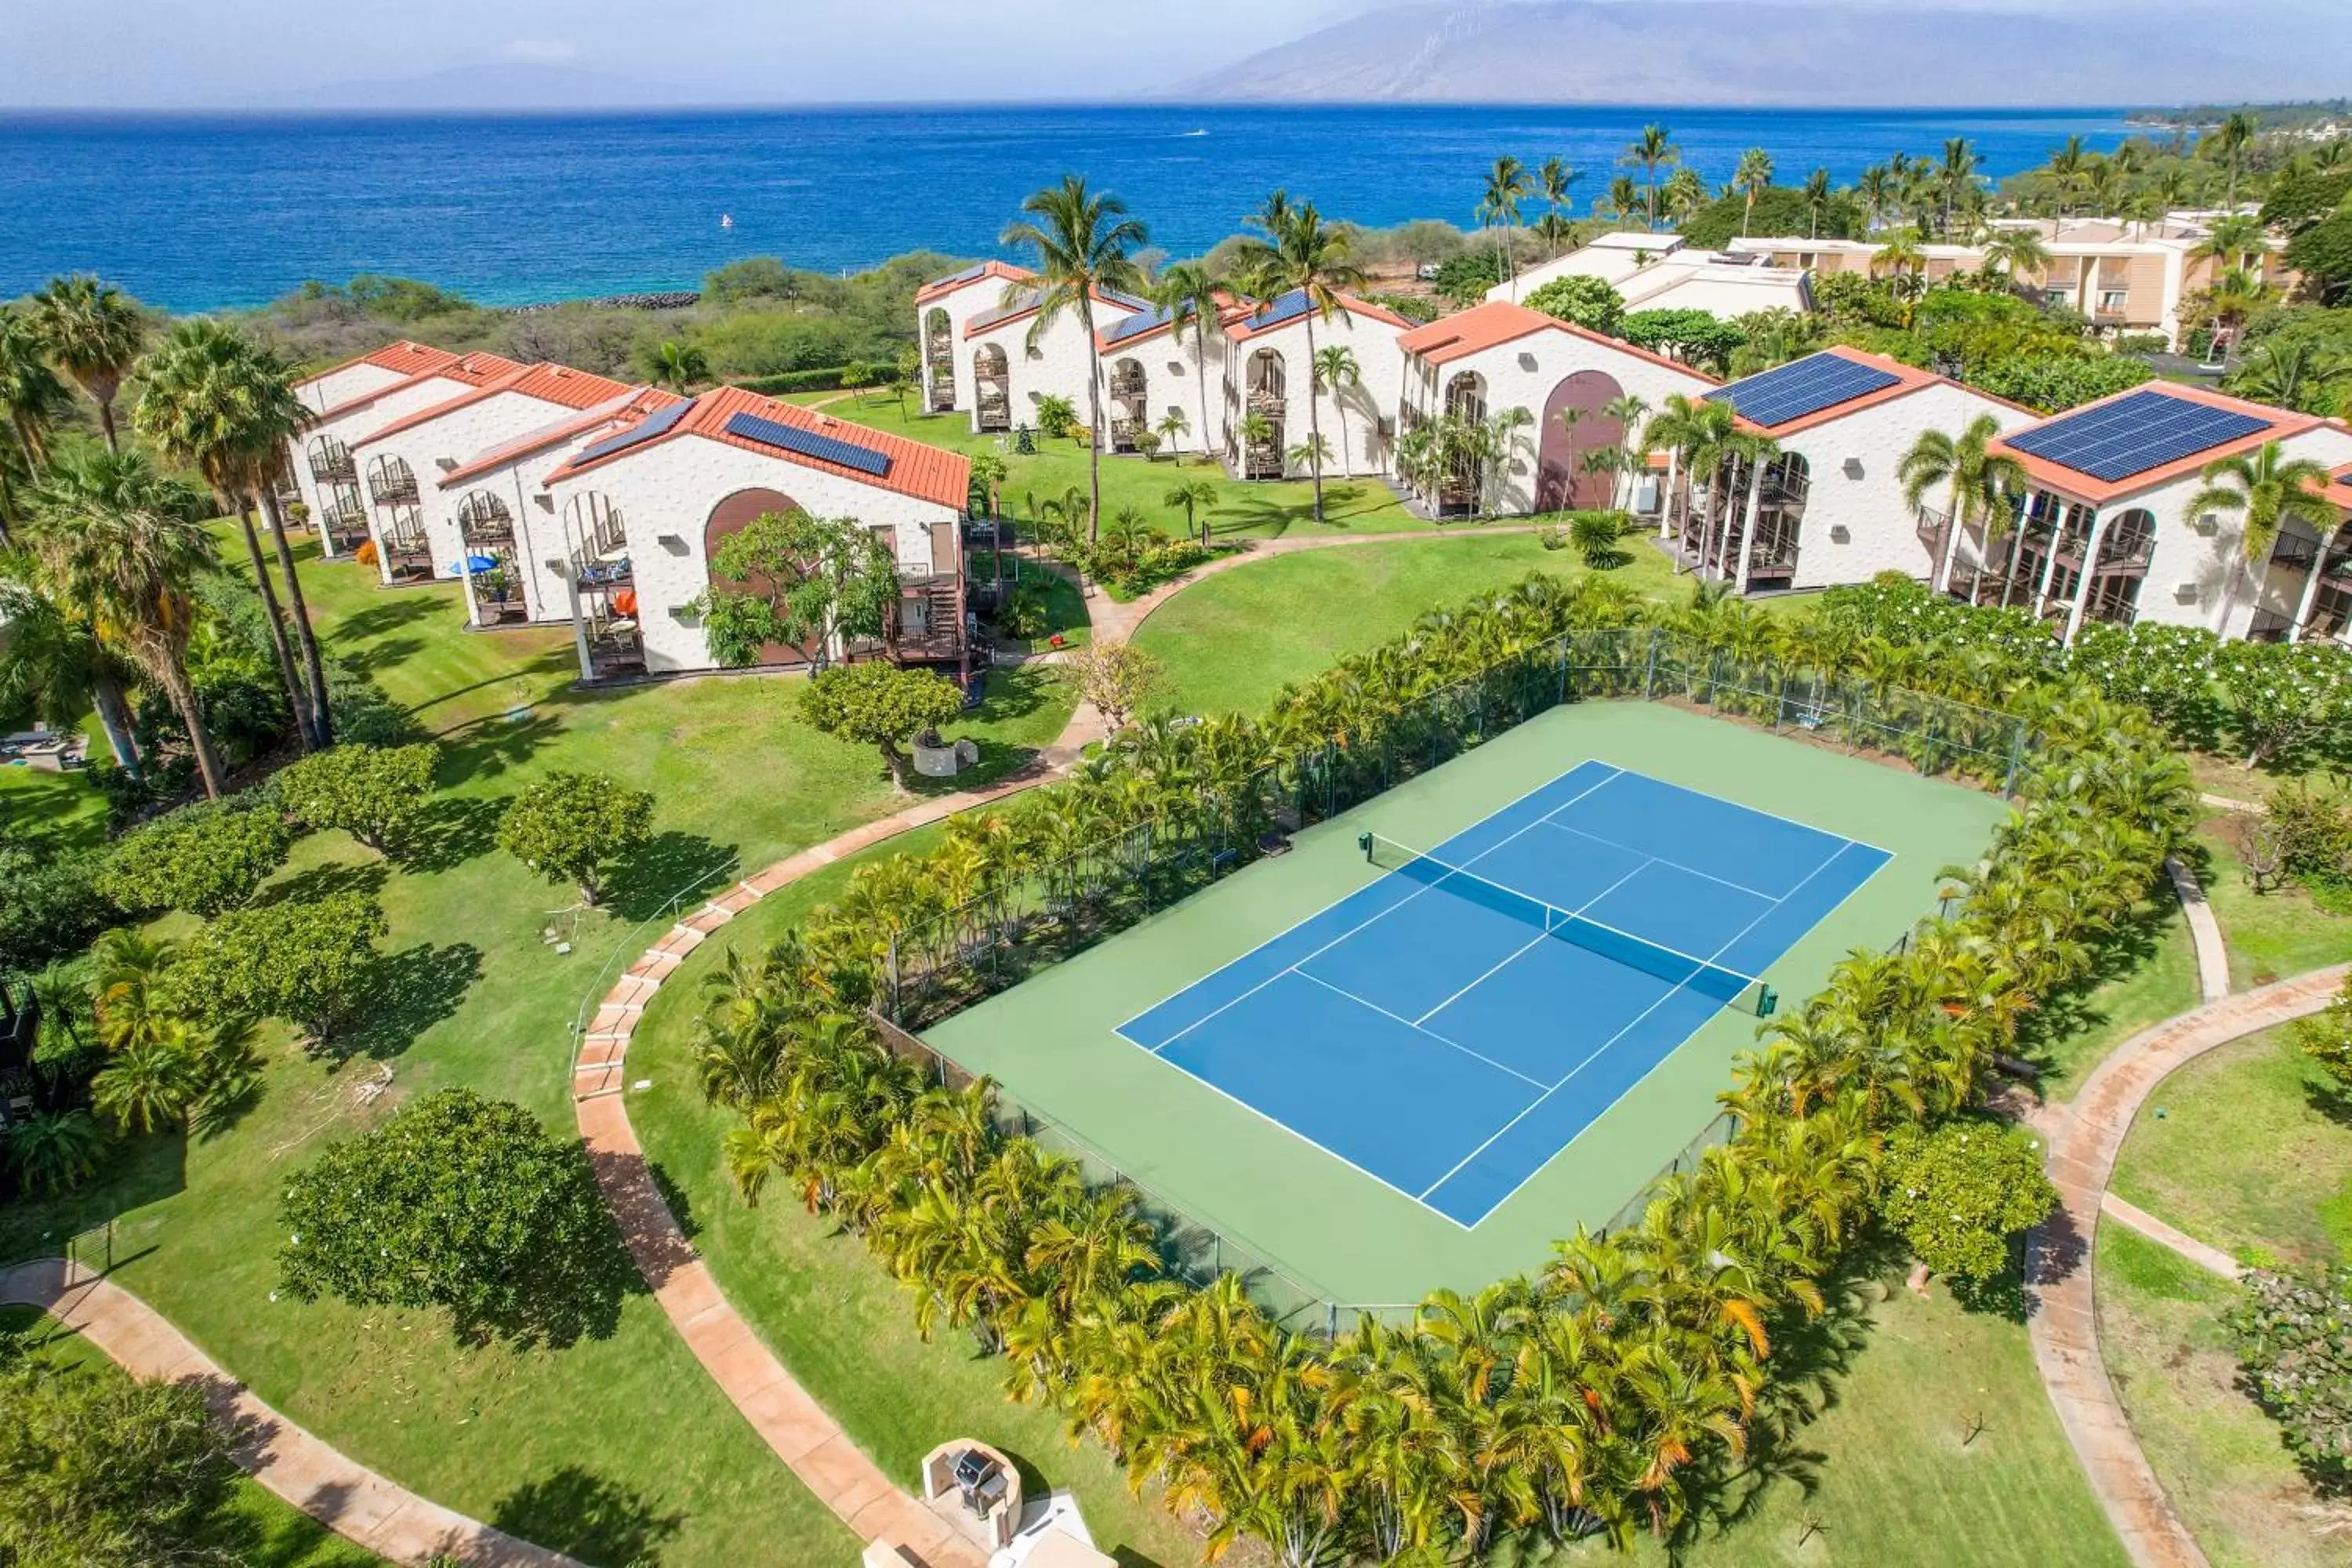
(2194, 511, 2221, 535)
(2174, 583, 2200, 603)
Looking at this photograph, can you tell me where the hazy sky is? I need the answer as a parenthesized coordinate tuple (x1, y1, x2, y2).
(0, 0, 2339, 107)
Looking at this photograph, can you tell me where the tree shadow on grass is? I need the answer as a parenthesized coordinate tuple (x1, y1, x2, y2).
(324, 593, 443, 646)
(491, 1465, 684, 1565)
(434, 711, 569, 786)
(256, 858, 390, 909)
(2010, 892, 2175, 1075)
(335, 941, 482, 1061)
(396, 793, 507, 875)
(608, 831, 739, 924)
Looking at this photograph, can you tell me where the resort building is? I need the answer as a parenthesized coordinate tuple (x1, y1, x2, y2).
(343, 363, 637, 619)
(1214, 289, 1413, 479)
(1494, 232, 1812, 319)
(1730, 213, 2295, 350)
(957, 282, 1156, 441)
(914, 261, 1037, 416)
(1392, 300, 1715, 517)
(286, 346, 520, 560)
(1946, 382, 2352, 643)
(1688, 347, 2034, 593)
(1091, 295, 1236, 463)
(537, 386, 975, 679)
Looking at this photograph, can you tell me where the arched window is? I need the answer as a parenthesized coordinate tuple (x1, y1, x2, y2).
(1242, 350, 1287, 478)
(1535, 371, 1624, 513)
(924, 308, 954, 411)
(973, 344, 1011, 431)
(1443, 372, 1486, 426)
(306, 434, 354, 485)
(1108, 357, 1148, 452)
(455, 489, 514, 543)
(365, 453, 417, 508)
(2078, 506, 2156, 630)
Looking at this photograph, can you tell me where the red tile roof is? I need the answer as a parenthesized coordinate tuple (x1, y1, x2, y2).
(353, 361, 634, 446)
(292, 339, 459, 390)
(916, 260, 1037, 306)
(544, 385, 971, 510)
(1396, 300, 1714, 381)
(438, 387, 681, 488)
(1990, 379, 2322, 506)
(314, 351, 524, 423)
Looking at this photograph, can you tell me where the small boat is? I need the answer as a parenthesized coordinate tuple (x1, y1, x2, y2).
(720, 213, 735, 230)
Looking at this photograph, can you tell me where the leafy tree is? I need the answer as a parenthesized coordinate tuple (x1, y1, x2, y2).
(1966, 353, 2153, 413)
(2213, 638, 2352, 768)
(1430, 249, 1504, 309)
(1878, 1119, 2058, 1287)
(798, 662, 966, 792)
(691, 508, 899, 669)
(0, 833, 112, 976)
(0, 1336, 241, 1566)
(1523, 274, 1626, 335)
(345, 274, 471, 321)
(2229, 1263, 2352, 1486)
(2285, 215, 2352, 305)
(2293, 971, 2352, 1090)
(278, 1088, 627, 1347)
(172, 892, 386, 1045)
(96, 798, 291, 916)
(497, 771, 654, 906)
(1621, 308, 1744, 373)
(2259, 169, 2352, 234)
(1673, 185, 1863, 249)
(1067, 639, 1163, 734)
(272, 742, 438, 855)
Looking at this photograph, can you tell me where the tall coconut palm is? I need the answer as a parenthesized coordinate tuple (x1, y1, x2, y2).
(1854, 165, 1893, 231)
(30, 274, 146, 454)
(1800, 167, 1833, 240)
(223, 339, 334, 748)
(1622, 125, 1679, 231)
(1937, 137, 1980, 235)
(1231, 200, 1365, 523)
(2194, 212, 2267, 275)
(1898, 414, 2027, 594)
(0, 306, 73, 543)
(0, 573, 140, 775)
(1152, 260, 1222, 469)
(1980, 227, 2052, 288)
(1535, 157, 1581, 252)
(2047, 135, 2089, 219)
(1733, 147, 1774, 238)
(2209, 111, 2258, 206)
(26, 448, 227, 797)
(1000, 176, 1148, 543)
(1479, 156, 1534, 297)
(135, 319, 317, 751)
(1312, 344, 1362, 479)
(2185, 439, 2336, 631)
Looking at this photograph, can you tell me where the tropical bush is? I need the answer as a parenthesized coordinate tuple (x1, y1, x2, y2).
(1523, 274, 1626, 336)
(1621, 308, 1744, 373)
(681, 572, 2190, 1558)
(1877, 1119, 2059, 1285)
(170, 892, 387, 1047)
(2292, 971, 2352, 1090)
(270, 741, 439, 855)
(496, 771, 655, 907)
(2229, 1263, 2352, 1486)
(1967, 352, 2153, 413)
(799, 663, 967, 792)
(0, 835, 113, 978)
(96, 797, 291, 917)
(278, 1088, 628, 1348)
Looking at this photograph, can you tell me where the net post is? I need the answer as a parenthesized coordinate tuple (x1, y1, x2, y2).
(1643, 629, 1659, 699)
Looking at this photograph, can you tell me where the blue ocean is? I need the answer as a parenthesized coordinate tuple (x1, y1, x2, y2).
(0, 104, 2137, 312)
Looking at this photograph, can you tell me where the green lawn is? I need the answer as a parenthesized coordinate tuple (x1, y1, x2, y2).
(1134, 534, 1685, 717)
(0, 760, 110, 852)
(2192, 822, 2352, 989)
(0, 539, 1080, 1567)
(0, 1305, 387, 1568)
(2017, 893, 2202, 1101)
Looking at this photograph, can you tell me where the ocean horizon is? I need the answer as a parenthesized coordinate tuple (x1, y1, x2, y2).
(0, 103, 2140, 313)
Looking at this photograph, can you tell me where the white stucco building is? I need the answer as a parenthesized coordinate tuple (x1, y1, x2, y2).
(1214, 290, 1414, 479)
(1689, 347, 2038, 593)
(1960, 382, 2352, 642)
(958, 283, 1154, 441)
(1392, 300, 1717, 517)
(915, 261, 1039, 416)
(1494, 232, 1812, 320)
(286, 346, 521, 559)
(538, 386, 975, 678)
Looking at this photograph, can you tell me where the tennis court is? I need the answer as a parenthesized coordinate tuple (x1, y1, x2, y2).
(1117, 762, 1889, 1227)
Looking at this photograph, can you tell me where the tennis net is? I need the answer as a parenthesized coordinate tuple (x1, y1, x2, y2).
(1360, 832, 1777, 1018)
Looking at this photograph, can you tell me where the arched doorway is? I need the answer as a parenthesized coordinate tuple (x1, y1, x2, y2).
(972, 345, 1010, 431)
(2078, 507, 2156, 630)
(1534, 371, 1624, 513)
(1108, 357, 1147, 452)
(456, 488, 528, 624)
(704, 488, 811, 666)
(1243, 350, 1287, 479)
(1439, 372, 1486, 516)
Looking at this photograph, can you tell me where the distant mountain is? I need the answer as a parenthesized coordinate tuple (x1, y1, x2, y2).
(274, 63, 690, 112)
(1176, 2, 2352, 107)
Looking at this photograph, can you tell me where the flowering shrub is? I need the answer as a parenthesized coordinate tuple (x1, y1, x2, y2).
(2229, 1264, 2352, 1486)
(1877, 1119, 2058, 1281)
(2068, 622, 2230, 751)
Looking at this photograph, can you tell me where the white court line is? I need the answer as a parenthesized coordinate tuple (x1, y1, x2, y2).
(1410, 858, 1655, 1025)
(1416, 839, 1857, 1207)
(1118, 764, 1628, 1054)
(1293, 971, 1549, 1090)
(1540, 820, 1782, 903)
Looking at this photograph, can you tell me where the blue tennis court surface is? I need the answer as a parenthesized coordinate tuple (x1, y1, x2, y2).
(1116, 761, 1893, 1227)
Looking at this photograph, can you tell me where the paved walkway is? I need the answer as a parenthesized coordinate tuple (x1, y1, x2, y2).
(0, 1258, 576, 1568)
(2027, 964, 2349, 1568)
(2164, 856, 2231, 1004)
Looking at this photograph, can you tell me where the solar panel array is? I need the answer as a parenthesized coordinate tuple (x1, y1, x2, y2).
(572, 397, 694, 465)
(1243, 289, 1315, 333)
(1103, 306, 1174, 345)
(2005, 389, 2271, 483)
(1099, 289, 1156, 314)
(930, 262, 989, 289)
(1706, 354, 1902, 428)
(723, 412, 893, 478)
(967, 291, 1044, 333)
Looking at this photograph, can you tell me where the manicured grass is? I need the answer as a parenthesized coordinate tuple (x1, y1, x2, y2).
(2192, 821, 2352, 989)
(2110, 1025, 2352, 1269)
(800, 391, 1433, 540)
(0, 759, 111, 852)
(2096, 1225, 2345, 1568)
(0, 1305, 387, 1568)
(2018, 893, 2202, 1101)
(1133, 535, 1685, 718)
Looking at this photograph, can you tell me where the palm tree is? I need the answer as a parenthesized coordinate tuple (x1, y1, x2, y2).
(1599, 392, 1651, 510)
(1855, 165, 1893, 231)
(1980, 227, 2052, 288)
(135, 319, 317, 751)
(1153, 408, 1190, 462)
(1870, 228, 1930, 325)
(5, 1109, 102, 1195)
(2185, 440, 2336, 633)
(1799, 168, 1833, 241)
(26, 448, 227, 797)
(2228, 338, 2351, 413)
(1230, 199, 1365, 523)
(1622, 125, 1679, 231)
(0, 305, 72, 543)
(1602, 175, 1643, 227)
(1163, 477, 1218, 546)
(2194, 212, 2267, 275)
(2209, 111, 2258, 206)
(30, 274, 146, 453)
(2047, 135, 2089, 220)
(1733, 147, 1774, 238)
(0, 574, 140, 775)
(1312, 344, 1361, 479)
(1153, 260, 1222, 468)
(1001, 176, 1148, 543)
(1898, 414, 2027, 594)
(1937, 138, 1980, 235)
(651, 340, 707, 393)
(1536, 157, 1581, 252)
(1479, 156, 1534, 297)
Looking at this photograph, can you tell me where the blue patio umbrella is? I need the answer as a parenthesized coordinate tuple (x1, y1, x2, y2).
(449, 554, 498, 575)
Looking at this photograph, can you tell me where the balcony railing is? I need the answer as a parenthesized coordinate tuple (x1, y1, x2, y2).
(309, 450, 357, 485)
(2247, 608, 2296, 644)
(2270, 535, 2321, 573)
(368, 470, 418, 507)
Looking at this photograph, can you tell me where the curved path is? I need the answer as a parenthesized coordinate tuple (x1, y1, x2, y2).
(0, 1257, 575, 1568)
(2027, 962, 2350, 1568)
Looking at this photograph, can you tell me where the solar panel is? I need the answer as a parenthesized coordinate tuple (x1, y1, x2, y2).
(929, 262, 988, 289)
(723, 412, 892, 478)
(967, 290, 1043, 333)
(2006, 389, 2270, 484)
(1104, 306, 1174, 344)
(1098, 289, 1156, 314)
(1706, 354, 1901, 428)
(1244, 289, 1315, 333)
(572, 397, 694, 465)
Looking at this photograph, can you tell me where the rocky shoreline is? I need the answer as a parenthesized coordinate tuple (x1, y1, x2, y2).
(499, 290, 700, 314)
